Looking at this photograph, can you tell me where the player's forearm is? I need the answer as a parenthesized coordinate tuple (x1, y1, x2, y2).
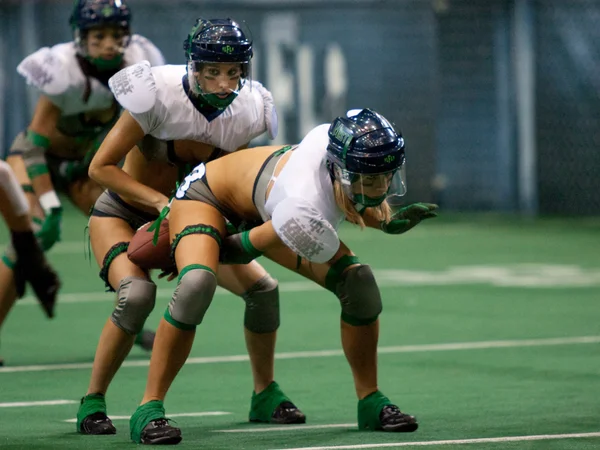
(88, 164, 168, 212)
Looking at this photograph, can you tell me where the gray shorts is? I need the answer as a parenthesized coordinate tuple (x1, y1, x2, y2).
(91, 190, 158, 231)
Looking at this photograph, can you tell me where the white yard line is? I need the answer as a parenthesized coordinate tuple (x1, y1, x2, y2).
(1, 335, 598, 374)
(0, 399, 78, 407)
(268, 432, 600, 450)
(215, 423, 356, 433)
(63, 411, 230, 423)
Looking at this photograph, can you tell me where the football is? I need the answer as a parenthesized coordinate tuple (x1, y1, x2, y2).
(128, 219, 172, 270)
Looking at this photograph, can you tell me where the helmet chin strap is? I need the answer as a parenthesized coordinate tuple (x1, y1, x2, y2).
(86, 53, 124, 71)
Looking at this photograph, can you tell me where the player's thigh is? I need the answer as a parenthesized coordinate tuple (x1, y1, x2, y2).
(169, 199, 226, 273)
(89, 215, 147, 289)
(265, 239, 356, 288)
(217, 260, 268, 296)
(68, 177, 104, 215)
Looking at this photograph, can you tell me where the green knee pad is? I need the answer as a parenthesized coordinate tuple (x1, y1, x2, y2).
(249, 381, 291, 422)
(357, 390, 393, 431)
(76, 393, 108, 432)
(130, 400, 166, 443)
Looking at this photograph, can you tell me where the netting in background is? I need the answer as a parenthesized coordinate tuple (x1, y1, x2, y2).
(1, 0, 600, 215)
(535, 0, 600, 216)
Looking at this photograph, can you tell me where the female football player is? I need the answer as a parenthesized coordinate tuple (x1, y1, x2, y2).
(79, 18, 302, 436)
(0, 0, 164, 362)
(128, 108, 437, 444)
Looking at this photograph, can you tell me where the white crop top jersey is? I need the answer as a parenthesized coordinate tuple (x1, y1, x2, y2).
(109, 63, 277, 152)
(16, 35, 165, 116)
(265, 124, 347, 263)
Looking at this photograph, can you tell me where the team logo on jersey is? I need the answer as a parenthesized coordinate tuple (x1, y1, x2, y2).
(222, 45, 234, 54)
(110, 70, 133, 98)
(20, 59, 53, 88)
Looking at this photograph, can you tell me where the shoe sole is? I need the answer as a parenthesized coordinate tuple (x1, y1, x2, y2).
(249, 414, 307, 425)
(141, 434, 182, 445)
(381, 422, 419, 432)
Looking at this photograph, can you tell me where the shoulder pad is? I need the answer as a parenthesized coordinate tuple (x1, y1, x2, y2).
(109, 61, 156, 114)
(271, 197, 339, 263)
(252, 81, 278, 140)
(17, 47, 70, 96)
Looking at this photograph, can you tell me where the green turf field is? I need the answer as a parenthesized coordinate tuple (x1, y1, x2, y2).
(1, 203, 599, 449)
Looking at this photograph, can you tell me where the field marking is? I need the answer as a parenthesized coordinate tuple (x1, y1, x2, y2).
(63, 411, 230, 423)
(14, 264, 600, 308)
(216, 423, 356, 433)
(1, 335, 598, 374)
(269, 431, 600, 449)
(0, 399, 78, 408)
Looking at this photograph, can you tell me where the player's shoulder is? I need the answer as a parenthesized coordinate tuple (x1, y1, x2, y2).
(271, 196, 340, 263)
(126, 34, 166, 66)
(236, 80, 278, 139)
(16, 42, 77, 95)
(109, 63, 184, 114)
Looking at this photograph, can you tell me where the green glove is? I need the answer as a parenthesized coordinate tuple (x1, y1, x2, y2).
(58, 160, 87, 183)
(380, 202, 438, 234)
(36, 207, 63, 251)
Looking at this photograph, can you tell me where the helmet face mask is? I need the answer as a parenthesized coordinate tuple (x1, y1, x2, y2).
(184, 18, 253, 110)
(70, 0, 131, 70)
(327, 109, 407, 209)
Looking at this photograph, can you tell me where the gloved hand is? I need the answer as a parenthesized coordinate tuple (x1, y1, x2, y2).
(380, 203, 438, 235)
(58, 160, 88, 183)
(157, 265, 178, 282)
(36, 207, 63, 251)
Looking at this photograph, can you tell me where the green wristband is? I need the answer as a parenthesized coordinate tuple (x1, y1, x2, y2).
(240, 231, 263, 258)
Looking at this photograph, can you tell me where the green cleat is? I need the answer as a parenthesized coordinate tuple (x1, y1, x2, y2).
(249, 381, 306, 424)
(77, 393, 116, 435)
(357, 390, 418, 432)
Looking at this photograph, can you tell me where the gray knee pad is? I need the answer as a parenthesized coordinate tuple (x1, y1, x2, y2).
(111, 276, 157, 335)
(166, 266, 217, 329)
(332, 264, 382, 326)
(242, 275, 280, 334)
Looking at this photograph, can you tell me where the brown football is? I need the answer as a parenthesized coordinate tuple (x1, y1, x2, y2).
(128, 219, 172, 270)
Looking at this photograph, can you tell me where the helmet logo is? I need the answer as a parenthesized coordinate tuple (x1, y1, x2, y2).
(101, 5, 113, 17)
(331, 122, 353, 160)
(384, 155, 396, 163)
(222, 45, 234, 54)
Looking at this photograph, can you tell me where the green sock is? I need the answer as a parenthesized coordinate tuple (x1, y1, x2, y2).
(130, 400, 166, 443)
(357, 390, 393, 431)
(76, 393, 107, 432)
(249, 381, 290, 422)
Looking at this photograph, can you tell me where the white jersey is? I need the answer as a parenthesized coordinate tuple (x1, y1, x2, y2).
(109, 63, 277, 152)
(265, 124, 346, 263)
(16, 35, 165, 116)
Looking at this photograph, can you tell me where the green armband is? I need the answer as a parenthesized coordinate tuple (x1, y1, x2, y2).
(240, 230, 263, 259)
